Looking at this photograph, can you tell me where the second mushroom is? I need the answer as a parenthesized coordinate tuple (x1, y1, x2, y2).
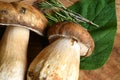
(27, 21, 94, 80)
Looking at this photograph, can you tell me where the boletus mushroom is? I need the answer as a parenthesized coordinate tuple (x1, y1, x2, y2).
(0, 1, 47, 80)
(27, 21, 94, 80)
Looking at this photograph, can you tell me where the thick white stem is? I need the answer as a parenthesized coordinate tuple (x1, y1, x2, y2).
(0, 26, 29, 80)
(28, 38, 80, 80)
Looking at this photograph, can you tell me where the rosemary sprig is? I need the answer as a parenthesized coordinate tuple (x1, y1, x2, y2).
(39, 0, 99, 27)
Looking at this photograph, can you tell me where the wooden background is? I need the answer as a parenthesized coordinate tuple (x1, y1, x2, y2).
(0, 0, 120, 80)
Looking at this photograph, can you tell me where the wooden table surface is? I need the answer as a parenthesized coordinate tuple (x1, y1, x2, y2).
(0, 0, 120, 80)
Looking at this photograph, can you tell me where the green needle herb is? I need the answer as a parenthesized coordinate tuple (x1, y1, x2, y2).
(39, 0, 99, 27)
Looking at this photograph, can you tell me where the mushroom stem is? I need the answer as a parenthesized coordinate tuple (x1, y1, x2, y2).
(0, 26, 29, 80)
(27, 37, 80, 80)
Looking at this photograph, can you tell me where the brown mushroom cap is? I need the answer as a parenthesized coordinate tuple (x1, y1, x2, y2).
(0, 1, 48, 35)
(48, 21, 94, 56)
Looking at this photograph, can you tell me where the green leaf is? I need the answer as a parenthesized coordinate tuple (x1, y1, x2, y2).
(69, 0, 117, 70)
